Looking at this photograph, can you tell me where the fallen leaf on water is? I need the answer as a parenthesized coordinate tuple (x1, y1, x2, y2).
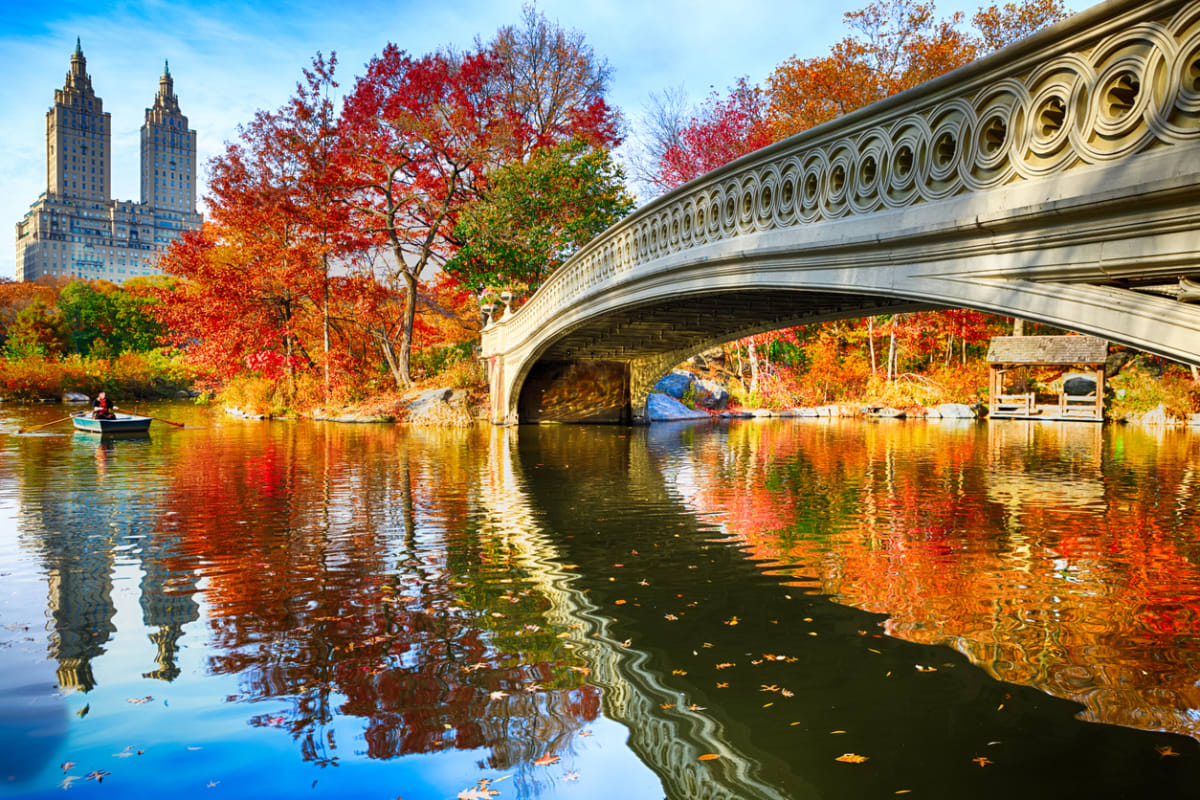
(664, 614, 679, 621)
(86, 770, 111, 782)
(1157, 745, 1180, 758)
(533, 753, 560, 766)
(715, 663, 734, 670)
(458, 786, 499, 800)
(915, 665, 937, 673)
(895, 791, 912, 795)
(724, 617, 740, 626)
(972, 756, 993, 767)
(697, 754, 721, 761)
(77, 705, 89, 718)
(763, 702, 774, 708)
(569, 666, 591, 676)
(702, 643, 714, 648)
(835, 753, 869, 764)
(207, 781, 220, 788)
(490, 691, 508, 700)
(716, 682, 729, 689)
(687, 704, 706, 711)
(61, 761, 75, 771)
(614, 600, 626, 605)
(672, 669, 688, 676)
(127, 696, 153, 704)
(620, 639, 631, 648)
(579, 730, 592, 737)
(660, 703, 675, 709)
(61, 776, 80, 789)
(781, 689, 794, 698)
(830, 730, 847, 735)
(760, 684, 780, 693)
(564, 771, 580, 781)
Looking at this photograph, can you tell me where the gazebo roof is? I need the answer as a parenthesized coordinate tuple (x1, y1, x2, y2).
(986, 335, 1108, 366)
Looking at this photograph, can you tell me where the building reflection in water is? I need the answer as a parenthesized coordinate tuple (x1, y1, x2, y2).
(22, 434, 199, 691)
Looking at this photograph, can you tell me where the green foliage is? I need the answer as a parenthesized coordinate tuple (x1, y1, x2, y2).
(446, 138, 636, 294)
(58, 281, 163, 356)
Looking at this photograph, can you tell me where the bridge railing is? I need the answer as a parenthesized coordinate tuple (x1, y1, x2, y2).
(484, 0, 1200, 356)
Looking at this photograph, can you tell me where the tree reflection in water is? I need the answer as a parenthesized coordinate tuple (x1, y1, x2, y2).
(157, 423, 600, 771)
(683, 419, 1200, 741)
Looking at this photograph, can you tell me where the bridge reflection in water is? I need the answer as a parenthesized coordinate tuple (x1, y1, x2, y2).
(480, 426, 790, 799)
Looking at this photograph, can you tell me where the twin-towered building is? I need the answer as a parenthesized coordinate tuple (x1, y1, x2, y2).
(14, 40, 202, 282)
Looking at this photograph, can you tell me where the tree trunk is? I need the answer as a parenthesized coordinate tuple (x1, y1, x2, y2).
(887, 327, 897, 382)
(394, 271, 419, 388)
(322, 255, 331, 402)
(748, 340, 760, 397)
(868, 317, 877, 376)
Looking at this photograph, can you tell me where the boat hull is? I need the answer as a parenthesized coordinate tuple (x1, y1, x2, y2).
(72, 414, 152, 433)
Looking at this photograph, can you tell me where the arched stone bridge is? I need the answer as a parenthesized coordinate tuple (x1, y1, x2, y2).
(481, 0, 1200, 424)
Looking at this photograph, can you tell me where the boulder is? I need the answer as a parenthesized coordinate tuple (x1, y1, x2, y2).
(1063, 373, 1098, 397)
(874, 407, 905, 418)
(694, 378, 730, 410)
(406, 387, 455, 415)
(719, 409, 753, 419)
(63, 391, 90, 403)
(795, 407, 820, 417)
(647, 392, 710, 421)
(750, 408, 773, 417)
(652, 372, 694, 401)
(924, 406, 942, 418)
(935, 403, 976, 419)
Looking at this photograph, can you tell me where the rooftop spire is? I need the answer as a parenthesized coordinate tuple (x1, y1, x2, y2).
(163, 59, 169, 77)
(75, 37, 81, 56)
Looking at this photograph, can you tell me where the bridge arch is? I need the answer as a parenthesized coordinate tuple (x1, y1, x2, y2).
(483, 0, 1200, 423)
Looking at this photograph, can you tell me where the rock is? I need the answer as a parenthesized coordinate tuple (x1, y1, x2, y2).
(795, 407, 819, 417)
(1189, 414, 1200, 427)
(647, 392, 710, 421)
(652, 372, 694, 400)
(1063, 373, 1098, 396)
(694, 378, 730, 410)
(750, 408, 773, 417)
(936, 403, 976, 419)
(1138, 403, 1174, 426)
(405, 387, 454, 415)
(924, 406, 942, 418)
(874, 407, 905, 418)
(224, 406, 265, 420)
(63, 391, 90, 403)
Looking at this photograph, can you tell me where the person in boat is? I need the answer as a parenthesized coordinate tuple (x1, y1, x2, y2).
(92, 391, 118, 420)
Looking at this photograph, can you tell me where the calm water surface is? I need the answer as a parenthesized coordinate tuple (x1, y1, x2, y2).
(1, 405, 1199, 798)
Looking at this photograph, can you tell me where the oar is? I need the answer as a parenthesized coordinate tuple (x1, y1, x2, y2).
(17, 415, 75, 434)
(143, 414, 186, 428)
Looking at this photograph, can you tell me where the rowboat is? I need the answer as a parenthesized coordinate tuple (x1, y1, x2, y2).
(72, 412, 152, 434)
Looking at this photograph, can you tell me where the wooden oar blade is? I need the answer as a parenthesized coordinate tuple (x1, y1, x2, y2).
(17, 416, 73, 434)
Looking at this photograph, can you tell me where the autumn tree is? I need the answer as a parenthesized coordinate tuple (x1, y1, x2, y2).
(340, 48, 513, 388)
(767, 0, 1071, 139)
(483, 3, 622, 149)
(343, 11, 623, 387)
(158, 55, 357, 398)
(445, 136, 635, 295)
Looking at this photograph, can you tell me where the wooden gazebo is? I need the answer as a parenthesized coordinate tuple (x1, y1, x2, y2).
(986, 335, 1108, 421)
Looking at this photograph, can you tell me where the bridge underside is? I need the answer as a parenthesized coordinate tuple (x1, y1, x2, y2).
(519, 291, 928, 424)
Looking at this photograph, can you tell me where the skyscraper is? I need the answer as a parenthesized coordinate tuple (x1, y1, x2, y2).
(14, 40, 202, 282)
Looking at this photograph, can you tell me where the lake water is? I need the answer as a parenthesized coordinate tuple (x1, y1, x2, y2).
(2, 405, 1199, 798)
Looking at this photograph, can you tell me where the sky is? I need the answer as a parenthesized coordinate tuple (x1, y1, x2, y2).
(1, 0, 994, 279)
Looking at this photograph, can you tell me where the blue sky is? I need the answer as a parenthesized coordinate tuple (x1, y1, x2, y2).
(2, 0, 997, 279)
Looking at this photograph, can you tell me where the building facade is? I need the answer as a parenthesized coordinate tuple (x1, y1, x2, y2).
(14, 40, 202, 282)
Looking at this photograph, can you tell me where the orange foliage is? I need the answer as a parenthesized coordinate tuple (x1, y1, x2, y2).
(766, 0, 1071, 139)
